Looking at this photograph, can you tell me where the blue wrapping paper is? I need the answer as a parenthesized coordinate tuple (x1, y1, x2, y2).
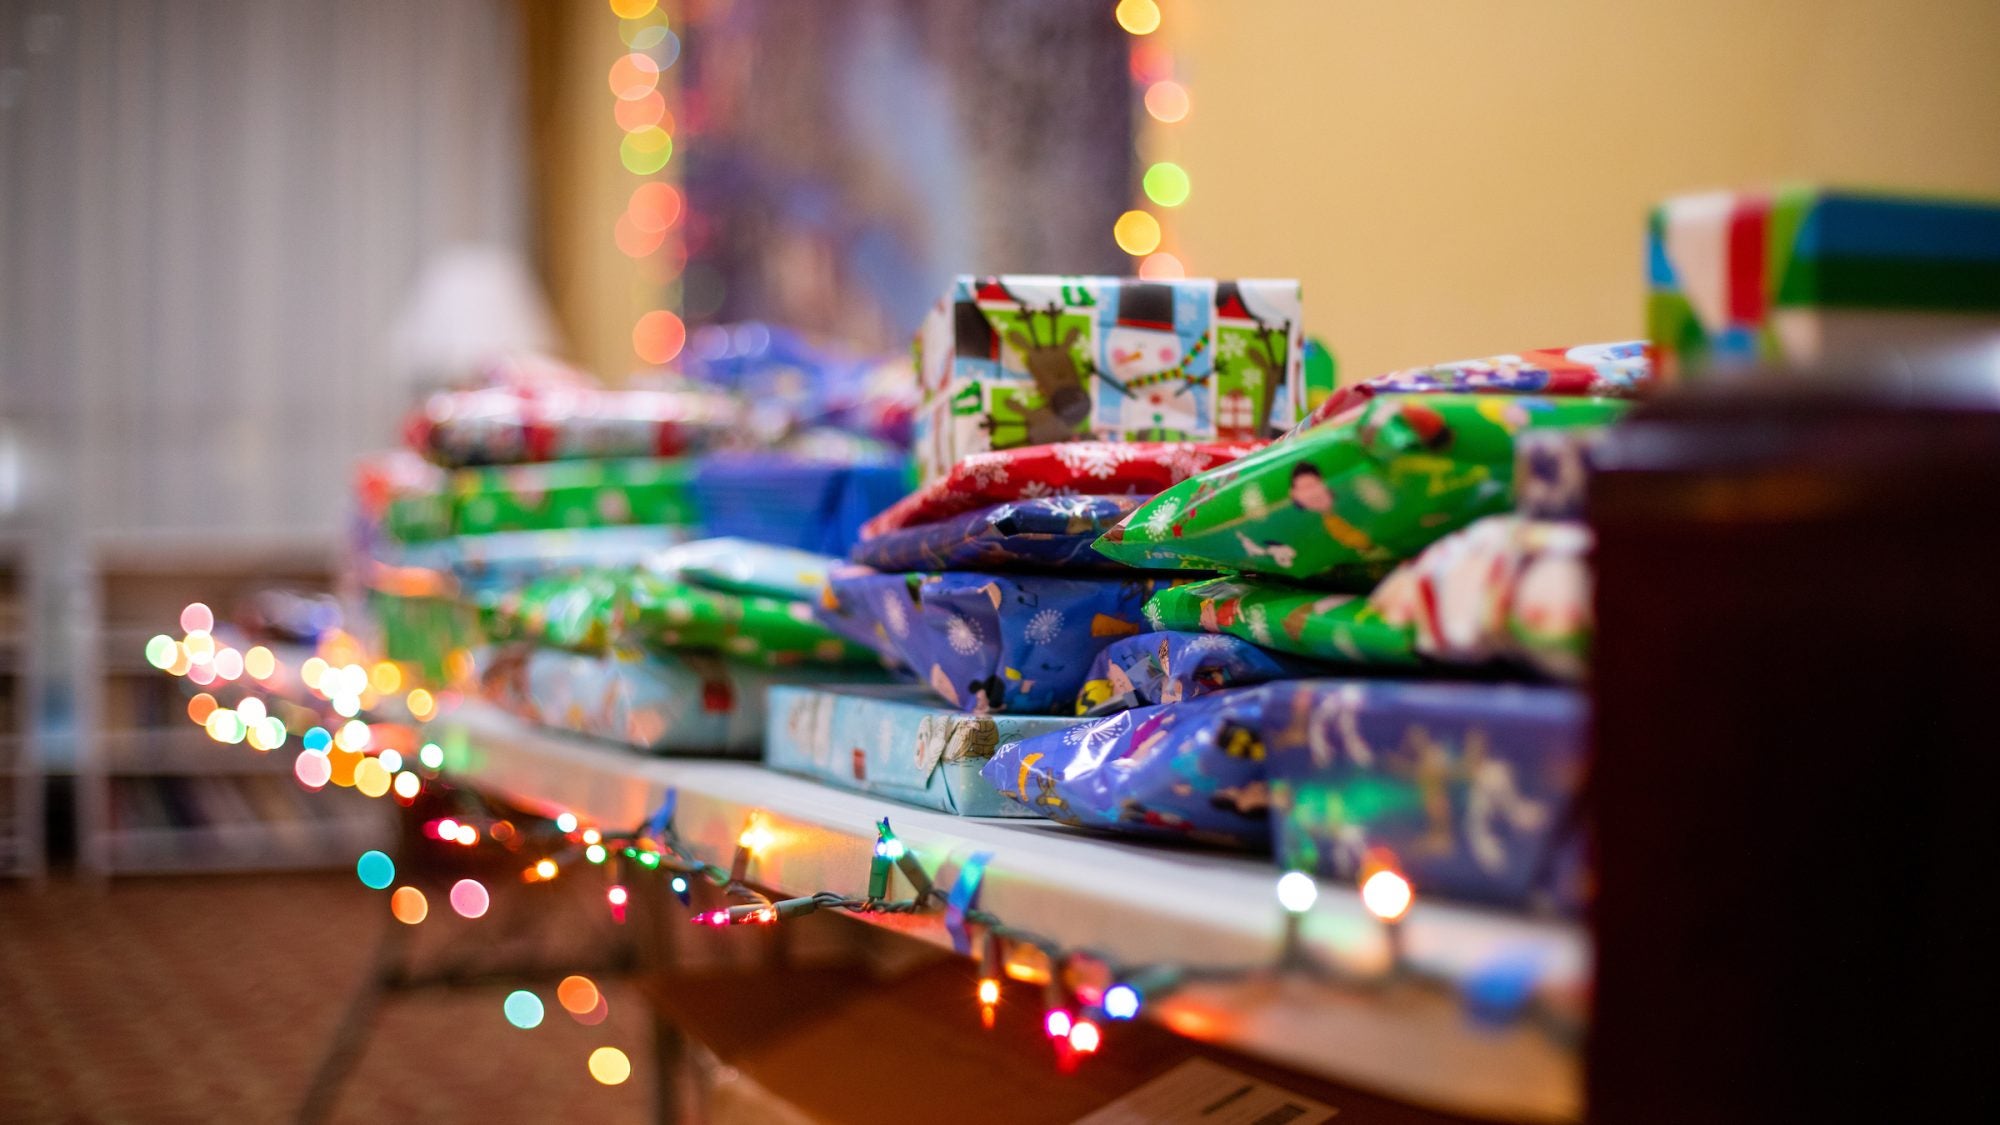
(850, 496, 1147, 573)
(689, 454, 909, 556)
(765, 684, 1082, 816)
(1075, 631, 1321, 715)
(822, 568, 1171, 713)
(982, 687, 1279, 848)
(987, 678, 1591, 907)
(1265, 680, 1588, 913)
(476, 643, 865, 755)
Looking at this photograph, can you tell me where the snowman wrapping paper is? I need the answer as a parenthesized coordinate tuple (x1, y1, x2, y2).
(911, 275, 1304, 482)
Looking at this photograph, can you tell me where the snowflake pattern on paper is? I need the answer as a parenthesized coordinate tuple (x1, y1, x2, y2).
(945, 613, 984, 655)
(960, 453, 1011, 489)
(1247, 603, 1273, 645)
(1024, 608, 1064, 644)
(883, 597, 910, 638)
(1051, 442, 1135, 480)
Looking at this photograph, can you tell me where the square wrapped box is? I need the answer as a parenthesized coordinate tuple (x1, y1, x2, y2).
(912, 275, 1304, 481)
(1266, 680, 1589, 913)
(1649, 186, 2000, 381)
(479, 645, 865, 755)
(449, 457, 698, 537)
(766, 684, 1082, 816)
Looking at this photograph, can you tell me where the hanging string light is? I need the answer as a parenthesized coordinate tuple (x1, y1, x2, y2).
(1119, 2, 1190, 280)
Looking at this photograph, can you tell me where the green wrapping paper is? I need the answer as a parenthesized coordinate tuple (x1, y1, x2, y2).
(449, 458, 698, 537)
(475, 565, 877, 667)
(624, 570, 878, 667)
(1146, 577, 1419, 665)
(1094, 395, 1630, 587)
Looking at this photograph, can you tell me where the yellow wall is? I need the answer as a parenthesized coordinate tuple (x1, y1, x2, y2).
(1164, 0, 2000, 379)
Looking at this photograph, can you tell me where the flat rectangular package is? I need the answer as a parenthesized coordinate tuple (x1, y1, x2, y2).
(1648, 185, 2000, 381)
(912, 275, 1304, 481)
(766, 684, 1083, 816)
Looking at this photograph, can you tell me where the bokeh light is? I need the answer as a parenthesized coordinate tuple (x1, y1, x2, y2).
(166, 644, 192, 677)
(615, 213, 666, 259)
(619, 11, 670, 51)
(1276, 870, 1319, 914)
(418, 741, 444, 770)
(244, 645, 276, 680)
(370, 661, 402, 695)
(450, 878, 490, 919)
(572, 994, 610, 1026)
(303, 726, 332, 754)
(588, 1046, 631, 1086)
(185, 630, 215, 665)
(504, 990, 545, 1030)
(556, 812, 578, 834)
(237, 696, 267, 724)
(1361, 869, 1414, 922)
(1113, 210, 1162, 256)
(1145, 80, 1190, 123)
(294, 750, 332, 789)
(1138, 251, 1185, 281)
(258, 717, 287, 752)
(628, 181, 683, 233)
(354, 757, 391, 798)
(392, 770, 421, 799)
(145, 634, 178, 670)
(301, 656, 327, 689)
(557, 975, 600, 1015)
(608, 0, 655, 19)
(180, 603, 214, 634)
(619, 126, 673, 175)
(390, 886, 428, 925)
(1115, 0, 1161, 36)
(204, 709, 246, 745)
(406, 688, 436, 721)
(187, 661, 217, 687)
(355, 850, 395, 890)
(633, 310, 686, 365)
(328, 747, 362, 788)
(336, 719, 371, 752)
(607, 53, 659, 101)
(379, 749, 403, 773)
(187, 693, 218, 724)
(1143, 162, 1191, 207)
(614, 90, 668, 133)
(212, 648, 244, 681)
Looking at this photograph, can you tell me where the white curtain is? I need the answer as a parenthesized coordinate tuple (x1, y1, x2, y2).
(0, 0, 527, 541)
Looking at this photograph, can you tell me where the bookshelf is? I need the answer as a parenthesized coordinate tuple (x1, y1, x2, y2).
(73, 532, 392, 876)
(0, 532, 41, 879)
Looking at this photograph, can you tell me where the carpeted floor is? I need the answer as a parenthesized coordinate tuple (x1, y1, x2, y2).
(0, 872, 653, 1124)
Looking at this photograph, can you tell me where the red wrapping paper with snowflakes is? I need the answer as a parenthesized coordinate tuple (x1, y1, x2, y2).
(404, 384, 744, 467)
(859, 439, 1262, 540)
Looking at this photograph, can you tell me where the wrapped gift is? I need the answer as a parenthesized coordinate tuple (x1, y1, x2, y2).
(478, 644, 859, 755)
(1289, 342, 1650, 436)
(852, 496, 1146, 573)
(1146, 577, 1419, 666)
(1266, 679, 1589, 913)
(405, 383, 743, 467)
(1648, 186, 2000, 381)
(1095, 395, 1630, 586)
(688, 454, 910, 555)
(982, 686, 1279, 848)
(446, 526, 691, 594)
(1076, 630, 1320, 715)
(860, 439, 1256, 540)
(912, 275, 1303, 480)
(766, 684, 1083, 816)
(1512, 427, 1609, 520)
(1370, 515, 1594, 680)
(625, 570, 878, 668)
(476, 569, 628, 653)
(449, 458, 697, 537)
(648, 536, 844, 602)
(822, 568, 1171, 713)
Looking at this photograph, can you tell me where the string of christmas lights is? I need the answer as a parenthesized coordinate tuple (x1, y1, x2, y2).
(144, 606, 1580, 1072)
(1115, 0, 1192, 280)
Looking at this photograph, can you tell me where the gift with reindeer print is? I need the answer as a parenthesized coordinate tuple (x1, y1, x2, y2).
(911, 275, 1305, 482)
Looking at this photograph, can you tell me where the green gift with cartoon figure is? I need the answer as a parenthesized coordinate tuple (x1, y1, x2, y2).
(1146, 577, 1419, 666)
(1094, 394, 1629, 587)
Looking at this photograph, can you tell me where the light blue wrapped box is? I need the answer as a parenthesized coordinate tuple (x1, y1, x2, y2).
(765, 684, 1085, 816)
